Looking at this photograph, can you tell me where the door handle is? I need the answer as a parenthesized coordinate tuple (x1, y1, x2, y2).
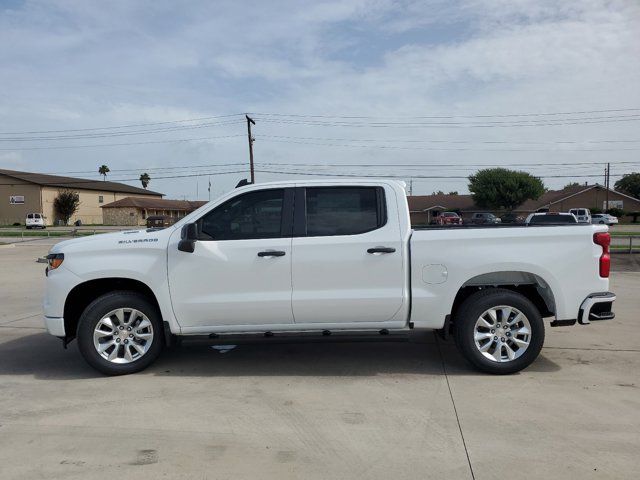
(367, 247, 396, 254)
(258, 250, 286, 257)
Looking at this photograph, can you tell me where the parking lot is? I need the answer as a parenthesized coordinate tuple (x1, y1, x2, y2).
(1, 239, 639, 479)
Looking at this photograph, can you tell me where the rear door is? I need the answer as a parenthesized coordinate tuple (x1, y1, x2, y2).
(291, 185, 406, 324)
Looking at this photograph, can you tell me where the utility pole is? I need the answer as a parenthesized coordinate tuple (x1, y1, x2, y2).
(246, 115, 256, 184)
(605, 162, 610, 212)
(408, 178, 413, 196)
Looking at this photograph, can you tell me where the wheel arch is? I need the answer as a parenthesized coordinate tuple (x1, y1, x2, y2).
(63, 278, 163, 344)
(450, 271, 556, 323)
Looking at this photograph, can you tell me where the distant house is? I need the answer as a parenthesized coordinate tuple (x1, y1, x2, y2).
(0, 168, 163, 225)
(101, 197, 207, 226)
(408, 184, 640, 225)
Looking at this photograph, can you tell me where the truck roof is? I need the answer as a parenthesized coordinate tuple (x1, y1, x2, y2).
(235, 178, 408, 190)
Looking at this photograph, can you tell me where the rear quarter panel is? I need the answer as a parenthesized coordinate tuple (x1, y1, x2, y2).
(410, 225, 609, 329)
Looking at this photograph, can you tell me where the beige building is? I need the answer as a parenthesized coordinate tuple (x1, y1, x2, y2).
(102, 197, 206, 226)
(0, 169, 163, 226)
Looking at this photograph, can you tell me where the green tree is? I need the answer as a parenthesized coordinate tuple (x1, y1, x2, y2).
(139, 172, 151, 189)
(53, 190, 80, 225)
(448, 191, 458, 195)
(614, 172, 640, 199)
(563, 182, 581, 189)
(468, 168, 545, 211)
(98, 164, 110, 181)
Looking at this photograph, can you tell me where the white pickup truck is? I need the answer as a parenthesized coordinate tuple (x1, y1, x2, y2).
(43, 180, 615, 375)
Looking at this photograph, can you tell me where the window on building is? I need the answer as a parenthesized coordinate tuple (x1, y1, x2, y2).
(98, 195, 104, 203)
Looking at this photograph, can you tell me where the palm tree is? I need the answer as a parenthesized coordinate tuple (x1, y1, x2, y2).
(139, 172, 151, 189)
(98, 165, 110, 181)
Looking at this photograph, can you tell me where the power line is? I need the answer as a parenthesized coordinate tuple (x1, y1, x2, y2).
(256, 134, 640, 145)
(0, 119, 245, 142)
(0, 134, 245, 151)
(0, 169, 250, 186)
(254, 116, 640, 128)
(35, 159, 640, 177)
(254, 169, 628, 180)
(0, 113, 245, 135)
(3, 108, 638, 136)
(249, 107, 640, 119)
(256, 137, 640, 152)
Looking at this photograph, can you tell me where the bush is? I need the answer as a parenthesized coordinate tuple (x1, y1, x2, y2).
(605, 207, 625, 218)
(53, 189, 81, 224)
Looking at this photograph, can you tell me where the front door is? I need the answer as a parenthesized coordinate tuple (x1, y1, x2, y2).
(168, 188, 294, 330)
(291, 186, 406, 324)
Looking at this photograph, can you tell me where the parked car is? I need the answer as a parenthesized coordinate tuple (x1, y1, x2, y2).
(525, 213, 578, 225)
(591, 214, 618, 226)
(435, 211, 462, 225)
(568, 208, 591, 224)
(146, 215, 176, 229)
(43, 180, 615, 376)
(26, 213, 45, 229)
(470, 212, 501, 224)
(500, 212, 524, 224)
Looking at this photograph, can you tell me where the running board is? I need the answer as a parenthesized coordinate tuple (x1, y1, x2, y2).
(180, 329, 411, 345)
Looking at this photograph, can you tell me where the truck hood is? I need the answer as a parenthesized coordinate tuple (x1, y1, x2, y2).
(49, 228, 175, 254)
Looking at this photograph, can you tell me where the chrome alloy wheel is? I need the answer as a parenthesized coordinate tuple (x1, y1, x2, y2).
(93, 308, 154, 364)
(473, 306, 531, 362)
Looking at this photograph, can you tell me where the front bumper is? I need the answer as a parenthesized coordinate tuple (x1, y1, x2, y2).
(578, 292, 616, 325)
(44, 316, 65, 337)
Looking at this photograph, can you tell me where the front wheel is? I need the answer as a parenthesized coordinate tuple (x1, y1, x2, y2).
(454, 288, 545, 374)
(77, 291, 164, 375)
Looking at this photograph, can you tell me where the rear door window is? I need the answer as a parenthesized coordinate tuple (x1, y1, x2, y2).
(304, 187, 384, 236)
(27, 214, 33, 219)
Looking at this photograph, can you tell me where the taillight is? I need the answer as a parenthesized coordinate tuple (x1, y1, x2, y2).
(593, 232, 610, 278)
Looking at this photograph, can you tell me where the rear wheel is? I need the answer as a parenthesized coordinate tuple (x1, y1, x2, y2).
(454, 288, 544, 374)
(77, 291, 163, 375)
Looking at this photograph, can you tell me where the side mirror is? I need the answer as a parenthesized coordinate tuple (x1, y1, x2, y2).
(178, 223, 198, 253)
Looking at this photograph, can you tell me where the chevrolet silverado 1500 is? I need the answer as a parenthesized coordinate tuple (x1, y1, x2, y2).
(43, 180, 615, 375)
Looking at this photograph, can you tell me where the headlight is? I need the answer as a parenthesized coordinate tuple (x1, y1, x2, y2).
(46, 253, 64, 270)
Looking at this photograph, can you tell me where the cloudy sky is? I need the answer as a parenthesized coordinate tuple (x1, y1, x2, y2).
(1, 0, 639, 198)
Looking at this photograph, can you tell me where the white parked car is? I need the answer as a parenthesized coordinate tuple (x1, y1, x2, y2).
(569, 208, 591, 223)
(592, 214, 618, 226)
(43, 180, 615, 376)
(26, 213, 45, 229)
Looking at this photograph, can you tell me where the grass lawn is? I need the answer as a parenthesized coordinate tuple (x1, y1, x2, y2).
(610, 231, 640, 236)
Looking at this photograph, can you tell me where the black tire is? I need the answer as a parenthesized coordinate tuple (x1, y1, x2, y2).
(77, 291, 164, 375)
(454, 288, 545, 374)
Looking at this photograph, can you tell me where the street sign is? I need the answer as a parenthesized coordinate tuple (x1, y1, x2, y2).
(9, 195, 24, 205)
